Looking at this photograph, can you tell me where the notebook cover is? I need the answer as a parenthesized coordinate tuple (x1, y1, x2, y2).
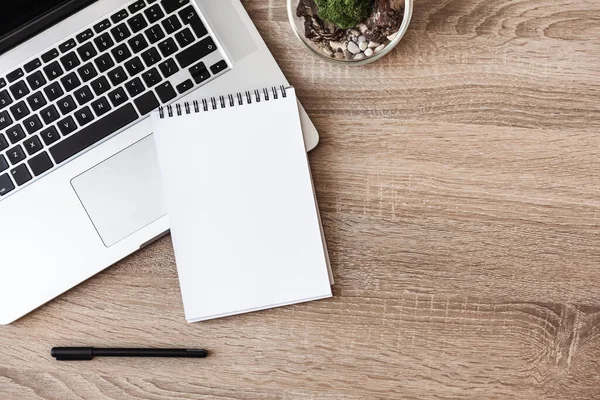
(151, 88, 332, 322)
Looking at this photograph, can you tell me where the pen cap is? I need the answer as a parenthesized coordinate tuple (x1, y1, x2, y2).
(51, 347, 94, 361)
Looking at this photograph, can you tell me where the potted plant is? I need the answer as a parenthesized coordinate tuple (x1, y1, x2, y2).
(289, 0, 413, 64)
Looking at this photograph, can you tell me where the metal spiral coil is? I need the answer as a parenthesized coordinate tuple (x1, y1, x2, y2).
(159, 86, 289, 119)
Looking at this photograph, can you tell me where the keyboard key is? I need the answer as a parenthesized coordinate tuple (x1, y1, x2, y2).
(0, 173, 15, 196)
(50, 104, 138, 164)
(108, 87, 128, 107)
(111, 23, 132, 42)
(0, 134, 7, 151)
(0, 110, 13, 129)
(0, 78, 5, 89)
(128, 34, 149, 53)
(26, 92, 47, 111)
(107, 66, 128, 86)
(40, 104, 60, 125)
(26, 71, 47, 90)
(129, 0, 146, 14)
(40, 126, 61, 145)
(90, 76, 111, 96)
(155, 81, 177, 103)
(77, 63, 98, 83)
(6, 125, 25, 144)
(111, 9, 129, 23)
(28, 151, 54, 176)
(141, 67, 162, 87)
(24, 58, 42, 73)
(9, 81, 30, 100)
(7, 68, 24, 83)
(125, 77, 145, 97)
(141, 48, 161, 66)
(57, 116, 77, 136)
(60, 72, 81, 92)
(74, 86, 94, 105)
(94, 33, 115, 52)
(112, 43, 132, 63)
(77, 42, 98, 62)
(144, 4, 164, 24)
(210, 59, 228, 75)
(124, 56, 144, 76)
(10, 101, 30, 121)
(174, 27, 195, 48)
(91, 96, 112, 117)
(95, 53, 115, 73)
(23, 135, 43, 155)
(158, 58, 179, 78)
(59, 38, 77, 53)
(10, 164, 32, 185)
(0, 90, 12, 109)
(191, 66, 210, 84)
(179, 5, 207, 39)
(23, 114, 43, 134)
(57, 95, 77, 115)
(189, 61, 205, 75)
(162, 15, 182, 35)
(127, 13, 148, 33)
(176, 79, 193, 94)
(162, 0, 189, 14)
(44, 82, 64, 101)
(176, 36, 217, 68)
(43, 61, 64, 81)
(62, 51, 83, 72)
(7, 145, 25, 165)
(94, 19, 111, 34)
(0, 154, 7, 172)
(76, 29, 95, 43)
(41, 48, 60, 63)
(74, 106, 95, 126)
(134, 91, 159, 115)
(145, 24, 165, 44)
(158, 37, 178, 57)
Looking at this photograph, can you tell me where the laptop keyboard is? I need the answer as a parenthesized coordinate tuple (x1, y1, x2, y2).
(0, 0, 230, 200)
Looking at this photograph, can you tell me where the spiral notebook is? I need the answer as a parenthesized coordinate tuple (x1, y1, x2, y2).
(151, 86, 332, 322)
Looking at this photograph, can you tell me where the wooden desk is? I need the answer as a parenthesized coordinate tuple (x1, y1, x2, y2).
(2, 0, 599, 398)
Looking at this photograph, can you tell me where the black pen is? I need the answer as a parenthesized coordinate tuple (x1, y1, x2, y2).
(51, 347, 208, 361)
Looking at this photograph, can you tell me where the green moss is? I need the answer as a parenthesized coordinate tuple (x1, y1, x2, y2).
(315, 0, 373, 29)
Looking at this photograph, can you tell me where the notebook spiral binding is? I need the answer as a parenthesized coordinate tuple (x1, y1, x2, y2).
(158, 85, 289, 119)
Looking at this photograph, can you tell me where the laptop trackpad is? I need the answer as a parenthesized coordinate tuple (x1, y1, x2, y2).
(71, 135, 166, 247)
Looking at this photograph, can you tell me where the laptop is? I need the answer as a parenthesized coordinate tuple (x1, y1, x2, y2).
(0, 0, 320, 324)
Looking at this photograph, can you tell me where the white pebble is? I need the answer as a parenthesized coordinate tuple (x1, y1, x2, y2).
(334, 51, 344, 59)
(364, 48, 374, 57)
(330, 41, 342, 50)
(351, 29, 360, 36)
(368, 41, 380, 48)
(341, 42, 348, 51)
(322, 46, 333, 56)
(353, 53, 366, 60)
(358, 35, 367, 43)
(347, 41, 361, 54)
(358, 24, 368, 33)
(387, 32, 398, 41)
(374, 44, 386, 53)
(359, 41, 368, 51)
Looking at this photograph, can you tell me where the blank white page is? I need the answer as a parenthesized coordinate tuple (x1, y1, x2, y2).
(152, 88, 332, 322)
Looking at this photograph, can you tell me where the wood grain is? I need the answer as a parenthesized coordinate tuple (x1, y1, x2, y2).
(1, 0, 599, 398)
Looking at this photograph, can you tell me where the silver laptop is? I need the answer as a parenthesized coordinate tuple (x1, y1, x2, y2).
(0, 0, 320, 324)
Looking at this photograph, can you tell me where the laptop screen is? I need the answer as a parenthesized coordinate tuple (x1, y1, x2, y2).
(0, 1, 98, 54)
(0, 1, 72, 40)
